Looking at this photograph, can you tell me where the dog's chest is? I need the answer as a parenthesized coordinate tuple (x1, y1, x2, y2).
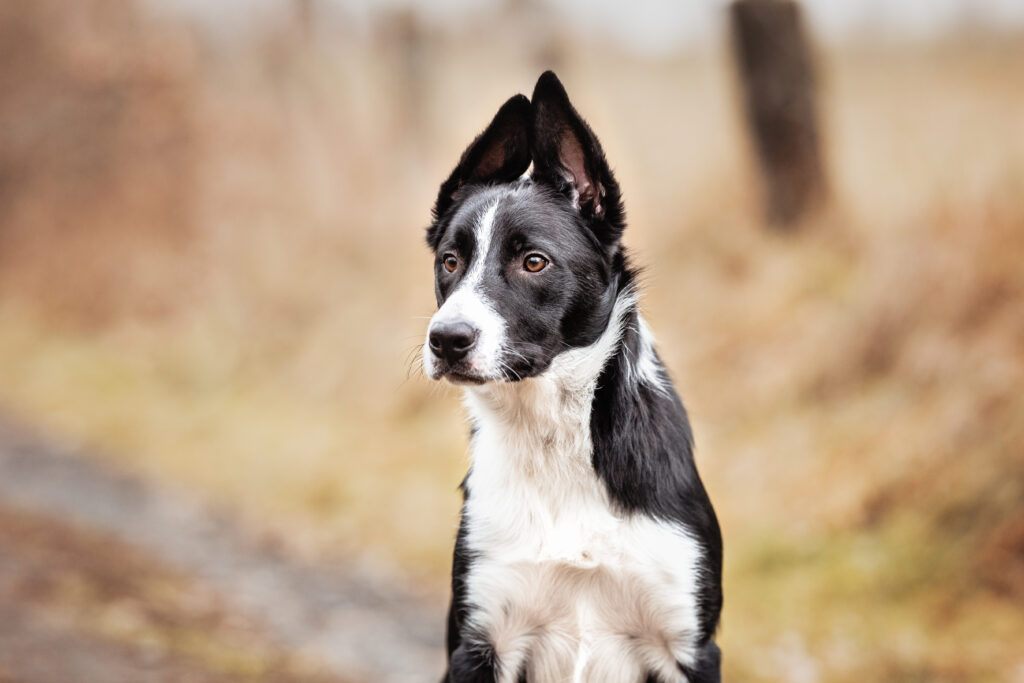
(462, 403, 702, 683)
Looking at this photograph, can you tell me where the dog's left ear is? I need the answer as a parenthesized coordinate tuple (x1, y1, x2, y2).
(530, 71, 623, 250)
(430, 94, 532, 236)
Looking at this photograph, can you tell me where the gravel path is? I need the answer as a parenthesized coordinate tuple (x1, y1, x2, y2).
(0, 415, 446, 683)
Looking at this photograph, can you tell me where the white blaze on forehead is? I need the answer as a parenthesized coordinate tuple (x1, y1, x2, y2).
(467, 199, 499, 285)
(423, 198, 508, 379)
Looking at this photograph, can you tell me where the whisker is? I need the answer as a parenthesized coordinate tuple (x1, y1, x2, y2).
(497, 358, 523, 382)
(502, 346, 531, 363)
(404, 358, 423, 381)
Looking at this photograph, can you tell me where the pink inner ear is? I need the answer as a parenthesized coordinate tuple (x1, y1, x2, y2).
(558, 132, 596, 208)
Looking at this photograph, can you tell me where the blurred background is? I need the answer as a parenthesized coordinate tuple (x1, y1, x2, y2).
(0, 0, 1023, 681)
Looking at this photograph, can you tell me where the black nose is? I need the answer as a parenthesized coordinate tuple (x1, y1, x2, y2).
(429, 322, 479, 364)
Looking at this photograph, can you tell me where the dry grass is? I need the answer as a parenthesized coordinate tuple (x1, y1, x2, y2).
(1, 2, 1022, 679)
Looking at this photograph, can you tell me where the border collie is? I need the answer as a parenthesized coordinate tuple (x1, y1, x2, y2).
(423, 72, 722, 683)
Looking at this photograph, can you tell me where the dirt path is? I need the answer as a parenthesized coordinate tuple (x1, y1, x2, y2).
(0, 503, 338, 682)
(0, 415, 446, 683)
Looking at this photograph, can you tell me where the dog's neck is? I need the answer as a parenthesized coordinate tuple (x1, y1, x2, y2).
(462, 292, 636, 484)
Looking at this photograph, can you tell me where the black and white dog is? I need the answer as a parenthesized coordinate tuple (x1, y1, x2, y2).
(422, 72, 722, 683)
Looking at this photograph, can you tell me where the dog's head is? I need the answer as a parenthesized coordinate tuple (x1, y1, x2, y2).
(422, 71, 627, 385)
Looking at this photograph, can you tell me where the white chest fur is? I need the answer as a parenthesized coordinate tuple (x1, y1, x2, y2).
(460, 315, 703, 683)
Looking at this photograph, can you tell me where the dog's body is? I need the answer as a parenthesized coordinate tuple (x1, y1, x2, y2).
(423, 73, 722, 683)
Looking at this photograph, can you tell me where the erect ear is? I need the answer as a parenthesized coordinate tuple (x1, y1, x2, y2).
(530, 71, 623, 248)
(431, 94, 532, 226)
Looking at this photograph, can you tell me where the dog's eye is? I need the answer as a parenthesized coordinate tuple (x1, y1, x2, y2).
(443, 254, 458, 273)
(523, 254, 548, 273)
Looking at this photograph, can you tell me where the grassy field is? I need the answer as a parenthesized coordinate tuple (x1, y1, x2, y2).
(1, 2, 1022, 679)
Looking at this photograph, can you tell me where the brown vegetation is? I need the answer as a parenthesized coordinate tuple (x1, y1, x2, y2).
(0, 0, 199, 322)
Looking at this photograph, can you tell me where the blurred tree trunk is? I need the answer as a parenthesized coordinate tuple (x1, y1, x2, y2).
(730, 0, 826, 227)
(294, 0, 314, 41)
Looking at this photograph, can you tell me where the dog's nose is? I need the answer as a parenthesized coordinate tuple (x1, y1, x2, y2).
(429, 322, 479, 364)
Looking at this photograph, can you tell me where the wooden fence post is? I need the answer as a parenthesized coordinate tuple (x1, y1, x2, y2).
(730, 0, 826, 227)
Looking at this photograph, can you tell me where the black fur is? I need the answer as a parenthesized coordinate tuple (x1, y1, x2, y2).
(431, 72, 722, 683)
(530, 70, 625, 249)
(589, 279, 724, 644)
(429, 94, 533, 248)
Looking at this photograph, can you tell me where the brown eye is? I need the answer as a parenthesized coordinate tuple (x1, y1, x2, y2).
(443, 254, 458, 273)
(524, 254, 548, 273)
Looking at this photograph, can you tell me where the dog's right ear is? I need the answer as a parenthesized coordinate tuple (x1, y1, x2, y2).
(428, 94, 532, 246)
(530, 71, 624, 253)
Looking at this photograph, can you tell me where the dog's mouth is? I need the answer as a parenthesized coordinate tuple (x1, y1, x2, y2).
(443, 369, 488, 385)
(426, 358, 493, 385)
(425, 345, 541, 385)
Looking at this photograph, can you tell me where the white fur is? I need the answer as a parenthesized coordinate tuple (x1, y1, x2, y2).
(424, 199, 507, 380)
(627, 315, 671, 396)
(460, 294, 703, 683)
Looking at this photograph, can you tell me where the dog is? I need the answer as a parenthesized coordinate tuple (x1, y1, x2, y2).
(422, 71, 723, 683)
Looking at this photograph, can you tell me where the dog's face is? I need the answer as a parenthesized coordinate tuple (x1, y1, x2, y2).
(422, 72, 625, 385)
(425, 183, 612, 383)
